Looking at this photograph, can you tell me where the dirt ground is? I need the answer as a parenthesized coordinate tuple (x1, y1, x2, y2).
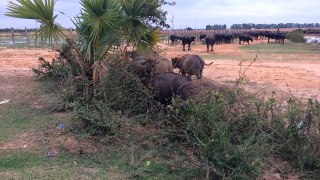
(0, 40, 319, 101)
(0, 41, 317, 179)
(158, 40, 320, 100)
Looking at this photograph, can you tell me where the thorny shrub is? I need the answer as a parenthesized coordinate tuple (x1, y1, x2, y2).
(32, 43, 320, 178)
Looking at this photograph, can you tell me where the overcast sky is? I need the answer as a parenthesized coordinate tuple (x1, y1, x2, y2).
(0, 0, 320, 29)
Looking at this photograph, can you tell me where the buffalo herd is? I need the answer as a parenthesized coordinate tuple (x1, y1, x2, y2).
(127, 50, 218, 104)
(170, 30, 288, 51)
(126, 30, 288, 104)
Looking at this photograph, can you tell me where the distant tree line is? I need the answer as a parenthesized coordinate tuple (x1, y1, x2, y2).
(0, 27, 73, 33)
(205, 24, 227, 30)
(229, 23, 320, 29)
(0, 28, 39, 33)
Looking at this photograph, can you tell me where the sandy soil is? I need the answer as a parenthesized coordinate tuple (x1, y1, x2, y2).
(0, 47, 57, 77)
(0, 40, 319, 101)
(159, 40, 320, 100)
(0, 40, 317, 179)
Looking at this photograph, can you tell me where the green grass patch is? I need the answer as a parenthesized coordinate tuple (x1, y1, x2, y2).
(0, 149, 109, 179)
(0, 140, 202, 179)
(0, 103, 55, 141)
(240, 43, 320, 54)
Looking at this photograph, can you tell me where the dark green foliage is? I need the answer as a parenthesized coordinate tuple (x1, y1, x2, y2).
(288, 29, 307, 43)
(32, 43, 92, 111)
(172, 90, 271, 179)
(32, 43, 84, 81)
(75, 100, 121, 136)
(32, 57, 67, 81)
(100, 64, 154, 115)
(166, 87, 320, 179)
(74, 62, 156, 135)
(271, 98, 320, 178)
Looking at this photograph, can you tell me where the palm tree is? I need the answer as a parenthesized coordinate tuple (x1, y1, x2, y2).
(6, 0, 170, 85)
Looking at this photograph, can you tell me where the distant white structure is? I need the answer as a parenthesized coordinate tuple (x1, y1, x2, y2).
(305, 36, 320, 43)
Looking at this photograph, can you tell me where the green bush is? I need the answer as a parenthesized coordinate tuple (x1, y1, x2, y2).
(32, 42, 320, 179)
(171, 90, 272, 179)
(100, 63, 155, 115)
(168, 88, 320, 179)
(288, 29, 307, 43)
(271, 98, 320, 178)
(33, 43, 159, 135)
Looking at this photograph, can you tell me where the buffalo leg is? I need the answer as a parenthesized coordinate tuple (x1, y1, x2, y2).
(207, 44, 209, 52)
(210, 44, 213, 52)
(183, 44, 185, 51)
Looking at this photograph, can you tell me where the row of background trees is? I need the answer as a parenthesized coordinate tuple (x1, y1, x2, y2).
(201, 23, 320, 30)
(2, 23, 320, 33)
(230, 23, 320, 29)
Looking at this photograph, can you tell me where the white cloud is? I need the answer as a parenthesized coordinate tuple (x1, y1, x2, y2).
(1, 0, 320, 29)
(164, 0, 320, 28)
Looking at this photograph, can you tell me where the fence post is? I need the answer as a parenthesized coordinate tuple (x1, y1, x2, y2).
(10, 27, 15, 48)
(25, 27, 30, 48)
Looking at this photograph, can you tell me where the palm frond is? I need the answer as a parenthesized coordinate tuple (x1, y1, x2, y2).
(6, 0, 64, 43)
(76, 0, 122, 63)
(119, 0, 158, 50)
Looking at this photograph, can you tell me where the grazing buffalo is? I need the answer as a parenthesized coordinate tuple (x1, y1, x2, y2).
(145, 72, 225, 104)
(169, 34, 180, 45)
(126, 49, 157, 61)
(239, 34, 253, 45)
(146, 72, 192, 104)
(154, 56, 173, 73)
(178, 79, 222, 100)
(128, 60, 156, 78)
(265, 31, 286, 44)
(223, 33, 234, 43)
(131, 51, 173, 76)
(180, 36, 195, 51)
(265, 31, 277, 43)
(171, 54, 213, 79)
(276, 33, 286, 44)
(200, 34, 215, 52)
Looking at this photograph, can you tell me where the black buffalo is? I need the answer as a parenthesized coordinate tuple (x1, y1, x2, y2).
(169, 34, 180, 45)
(143, 72, 191, 104)
(180, 36, 195, 51)
(200, 34, 215, 52)
(144, 72, 222, 104)
(276, 33, 285, 44)
(265, 31, 286, 44)
(265, 31, 277, 43)
(239, 34, 253, 45)
(147, 73, 224, 104)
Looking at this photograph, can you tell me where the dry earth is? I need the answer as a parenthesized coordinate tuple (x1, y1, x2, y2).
(0, 40, 318, 179)
(0, 40, 320, 101)
(159, 40, 320, 100)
